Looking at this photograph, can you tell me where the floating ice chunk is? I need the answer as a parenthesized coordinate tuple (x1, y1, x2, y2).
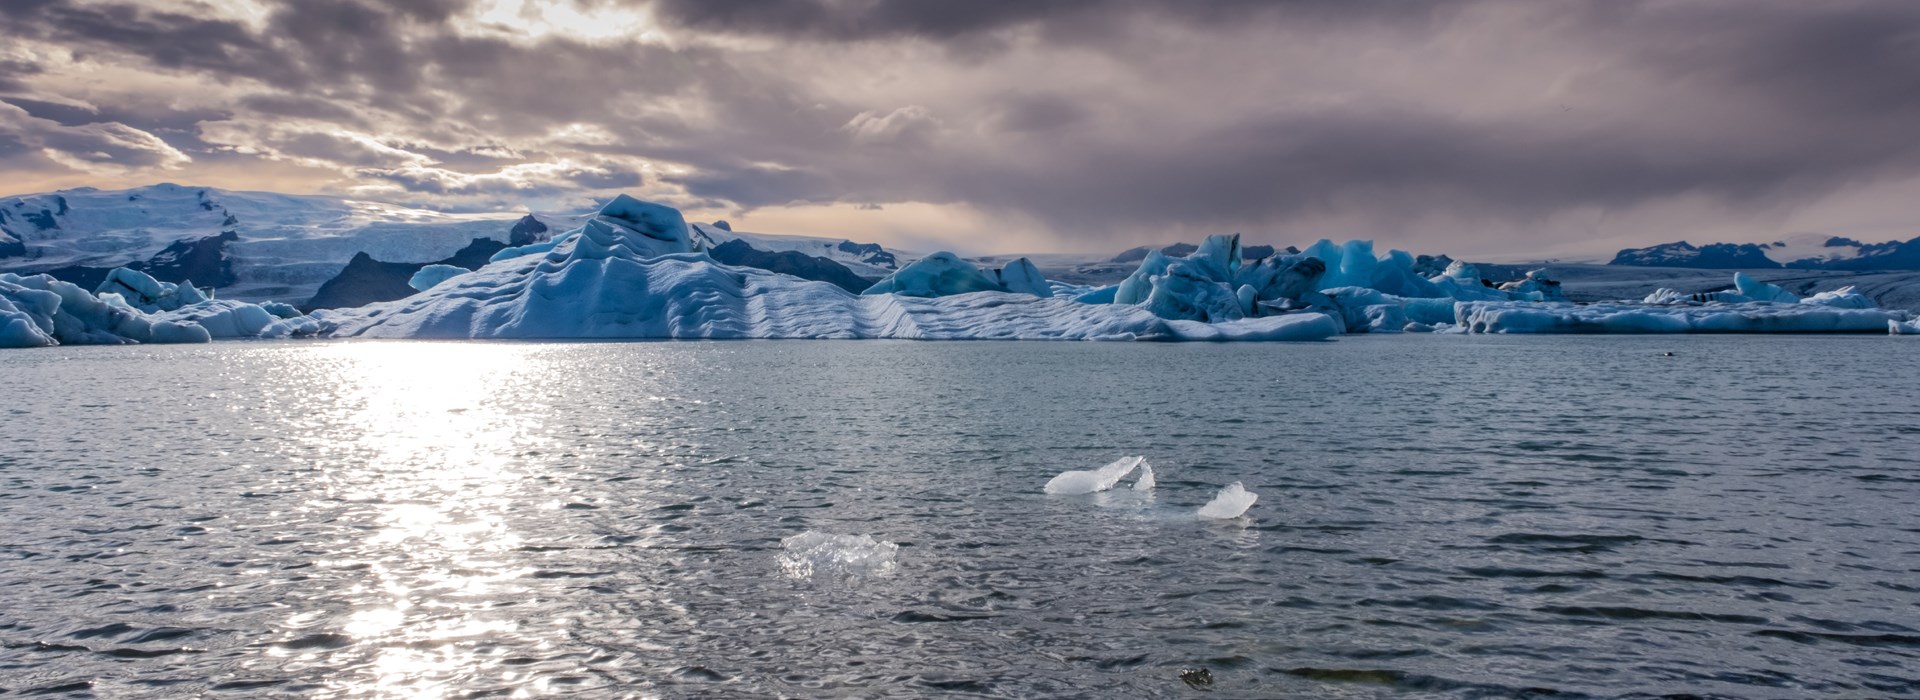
(409, 264, 468, 292)
(1196, 482, 1259, 520)
(779, 530, 898, 581)
(1045, 456, 1147, 495)
(1893, 319, 1920, 335)
(1133, 463, 1156, 492)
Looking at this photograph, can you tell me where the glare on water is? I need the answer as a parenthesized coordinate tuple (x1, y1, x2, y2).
(1, 336, 1917, 698)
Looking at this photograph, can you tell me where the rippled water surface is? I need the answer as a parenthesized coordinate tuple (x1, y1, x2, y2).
(2, 336, 1918, 698)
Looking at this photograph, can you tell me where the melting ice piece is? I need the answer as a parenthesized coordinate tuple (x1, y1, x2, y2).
(1133, 463, 1156, 491)
(1045, 456, 1147, 495)
(1196, 482, 1259, 519)
(779, 530, 898, 581)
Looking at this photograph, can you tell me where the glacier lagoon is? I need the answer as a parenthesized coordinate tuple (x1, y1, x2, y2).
(2, 336, 1917, 697)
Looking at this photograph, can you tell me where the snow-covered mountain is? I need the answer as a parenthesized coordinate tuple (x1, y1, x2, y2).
(0, 184, 588, 304)
(1610, 233, 1920, 270)
(0, 184, 948, 307)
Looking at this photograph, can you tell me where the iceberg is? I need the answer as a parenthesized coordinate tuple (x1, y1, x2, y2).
(994, 257, 1052, 298)
(152, 299, 322, 339)
(408, 264, 469, 292)
(1893, 319, 1920, 335)
(1733, 271, 1799, 303)
(1196, 482, 1259, 520)
(1, 273, 210, 345)
(1110, 233, 1335, 323)
(1044, 456, 1150, 495)
(1497, 269, 1568, 302)
(313, 198, 1343, 342)
(0, 283, 57, 348)
(1457, 300, 1908, 334)
(778, 531, 898, 581)
(1800, 286, 1876, 309)
(94, 267, 206, 313)
(862, 251, 1004, 297)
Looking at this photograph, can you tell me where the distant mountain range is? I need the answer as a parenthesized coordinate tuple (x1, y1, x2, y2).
(1611, 234, 1920, 270)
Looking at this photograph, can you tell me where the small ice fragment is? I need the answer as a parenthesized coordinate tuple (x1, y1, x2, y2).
(1196, 482, 1259, 519)
(1045, 456, 1146, 495)
(1133, 462, 1156, 491)
(779, 530, 898, 580)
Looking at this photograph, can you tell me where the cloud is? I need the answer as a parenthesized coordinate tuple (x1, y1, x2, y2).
(356, 159, 644, 196)
(0, 100, 191, 176)
(0, 0, 1917, 256)
(842, 106, 941, 146)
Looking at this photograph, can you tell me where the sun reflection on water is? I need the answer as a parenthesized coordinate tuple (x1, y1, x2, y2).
(287, 342, 555, 698)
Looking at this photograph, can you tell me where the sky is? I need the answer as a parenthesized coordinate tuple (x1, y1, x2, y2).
(2, 0, 1917, 259)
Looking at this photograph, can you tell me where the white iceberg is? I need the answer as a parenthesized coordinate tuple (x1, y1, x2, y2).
(1133, 462, 1156, 492)
(1044, 456, 1150, 495)
(1800, 286, 1877, 309)
(1893, 319, 1920, 335)
(1733, 271, 1799, 303)
(1196, 482, 1259, 520)
(779, 531, 898, 581)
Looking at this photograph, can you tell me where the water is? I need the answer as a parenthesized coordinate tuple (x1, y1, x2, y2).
(1, 336, 1916, 698)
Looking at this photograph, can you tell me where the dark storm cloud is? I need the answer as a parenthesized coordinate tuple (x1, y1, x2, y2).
(2, 0, 1918, 252)
(650, 0, 1920, 247)
(645, 0, 1445, 43)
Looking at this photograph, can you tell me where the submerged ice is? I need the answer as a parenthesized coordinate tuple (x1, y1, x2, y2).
(778, 531, 899, 581)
